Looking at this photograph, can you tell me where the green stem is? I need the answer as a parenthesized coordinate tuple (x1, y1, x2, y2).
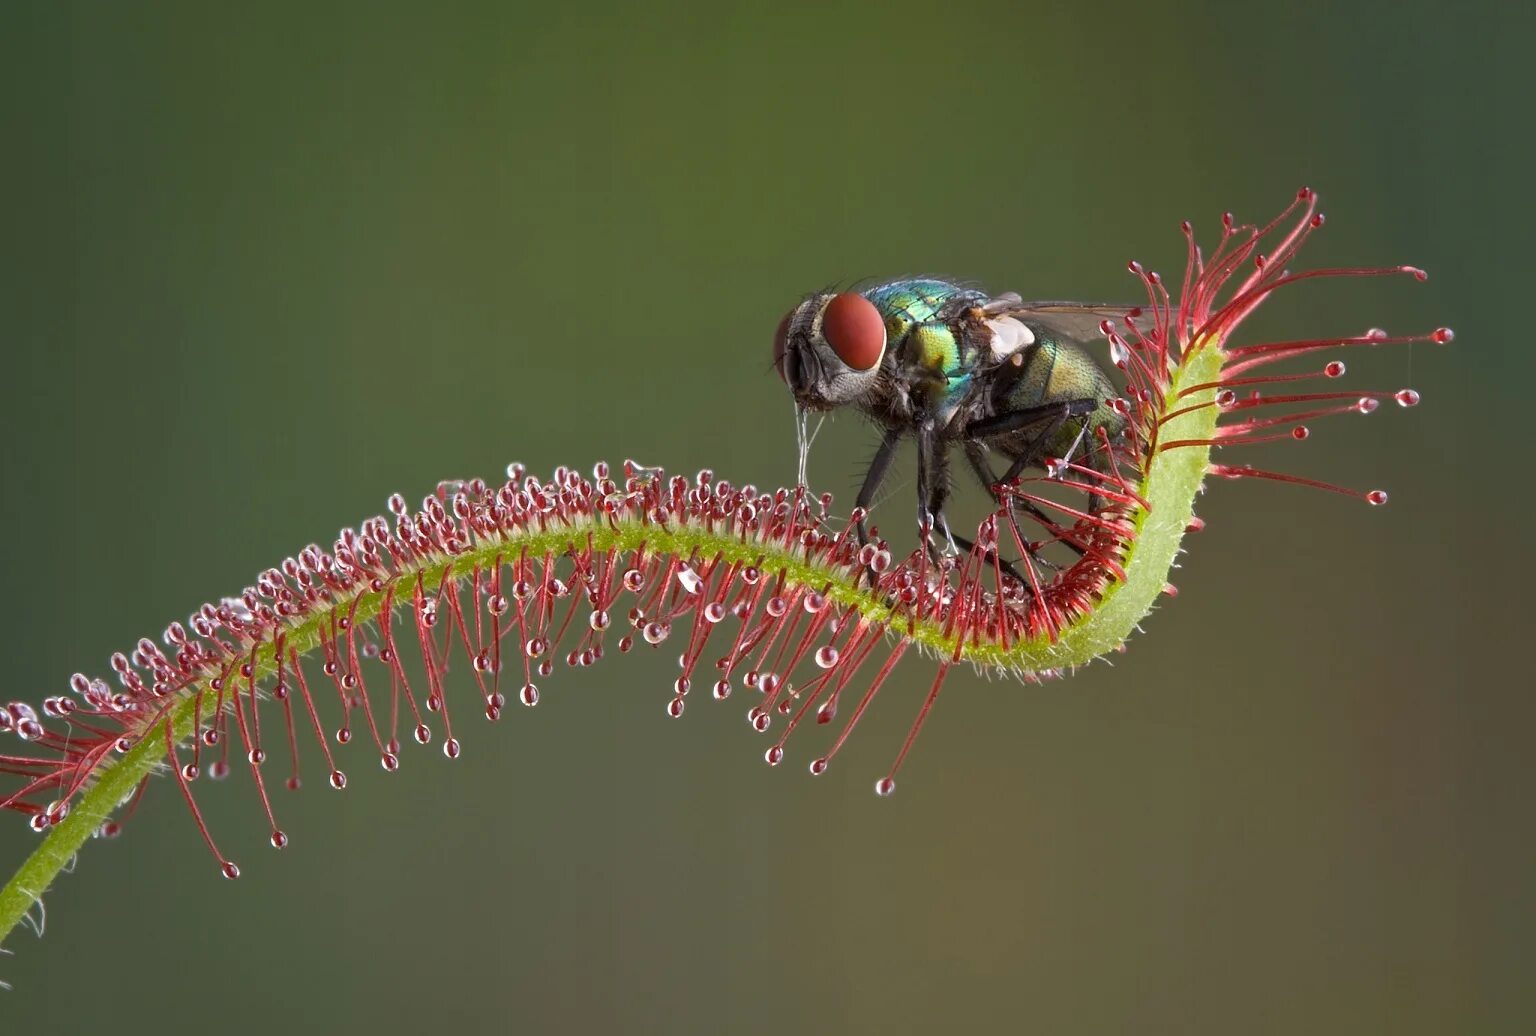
(0, 346, 1220, 945)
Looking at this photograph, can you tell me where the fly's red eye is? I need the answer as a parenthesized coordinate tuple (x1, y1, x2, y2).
(821, 293, 886, 371)
(772, 311, 792, 383)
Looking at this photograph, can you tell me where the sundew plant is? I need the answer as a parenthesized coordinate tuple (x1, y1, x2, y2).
(0, 190, 1450, 948)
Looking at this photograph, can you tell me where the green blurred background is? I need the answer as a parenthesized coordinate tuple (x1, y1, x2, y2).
(1, 2, 1529, 1032)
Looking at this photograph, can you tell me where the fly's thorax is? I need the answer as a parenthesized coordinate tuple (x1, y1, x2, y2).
(902, 324, 963, 382)
(867, 281, 985, 356)
(864, 279, 980, 326)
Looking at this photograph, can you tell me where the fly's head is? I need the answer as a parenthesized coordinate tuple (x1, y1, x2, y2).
(773, 292, 888, 412)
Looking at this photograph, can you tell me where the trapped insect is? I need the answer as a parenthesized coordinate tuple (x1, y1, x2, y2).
(772, 280, 1132, 579)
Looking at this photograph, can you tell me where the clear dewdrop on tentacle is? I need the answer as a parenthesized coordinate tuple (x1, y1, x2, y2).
(0, 190, 1448, 887)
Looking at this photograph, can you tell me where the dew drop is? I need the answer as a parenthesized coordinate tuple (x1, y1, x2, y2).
(748, 707, 771, 733)
(642, 622, 669, 645)
(622, 568, 644, 592)
(335, 727, 352, 745)
(814, 646, 840, 669)
(666, 697, 685, 718)
(202, 730, 220, 747)
(589, 609, 610, 631)
(221, 861, 241, 880)
(381, 752, 399, 772)
(1357, 397, 1380, 414)
(271, 830, 289, 849)
(443, 738, 461, 759)
(808, 758, 829, 776)
(675, 565, 704, 595)
(248, 748, 266, 765)
(712, 679, 731, 700)
(1324, 361, 1346, 378)
(766, 596, 787, 618)
(1395, 388, 1420, 407)
(1432, 326, 1454, 344)
(414, 723, 432, 744)
(1367, 490, 1389, 506)
(817, 701, 836, 724)
(329, 770, 347, 790)
(803, 592, 826, 613)
(181, 763, 198, 781)
(674, 676, 691, 696)
(764, 745, 784, 766)
(1291, 426, 1309, 441)
(874, 777, 896, 797)
(537, 659, 553, 677)
(704, 602, 727, 624)
(520, 683, 539, 707)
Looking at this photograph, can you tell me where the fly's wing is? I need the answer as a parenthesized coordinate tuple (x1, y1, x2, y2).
(981, 295, 1144, 348)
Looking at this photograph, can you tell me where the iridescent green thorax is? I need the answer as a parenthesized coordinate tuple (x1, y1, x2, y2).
(863, 279, 987, 407)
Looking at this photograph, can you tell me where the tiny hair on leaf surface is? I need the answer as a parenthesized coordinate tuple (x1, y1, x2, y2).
(0, 189, 1450, 947)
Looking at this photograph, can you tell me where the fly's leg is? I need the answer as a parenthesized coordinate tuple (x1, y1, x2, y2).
(953, 444, 1044, 592)
(853, 427, 903, 585)
(962, 443, 1083, 563)
(964, 399, 1102, 584)
(966, 398, 1100, 479)
(969, 398, 1101, 511)
(915, 423, 957, 564)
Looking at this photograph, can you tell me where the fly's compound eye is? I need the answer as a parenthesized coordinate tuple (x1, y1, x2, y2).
(821, 293, 886, 371)
(772, 311, 793, 384)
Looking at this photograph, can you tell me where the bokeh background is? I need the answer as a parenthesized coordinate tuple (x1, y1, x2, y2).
(2, 2, 1529, 1033)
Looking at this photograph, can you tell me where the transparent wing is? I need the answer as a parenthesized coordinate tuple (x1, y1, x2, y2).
(980, 295, 1143, 347)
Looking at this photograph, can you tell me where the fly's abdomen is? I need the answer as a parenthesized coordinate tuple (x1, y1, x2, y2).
(1001, 337, 1125, 464)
